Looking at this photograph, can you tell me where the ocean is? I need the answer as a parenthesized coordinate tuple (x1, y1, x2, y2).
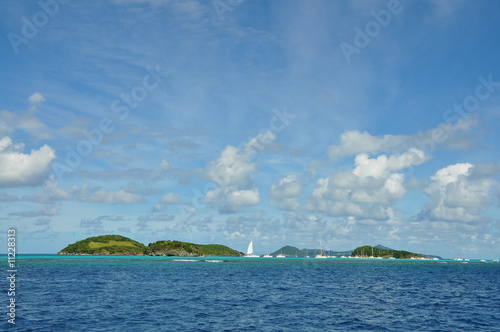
(5, 256, 500, 331)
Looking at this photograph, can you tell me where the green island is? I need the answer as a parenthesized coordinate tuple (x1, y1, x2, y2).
(351, 245, 434, 259)
(58, 235, 244, 256)
(59, 236, 440, 259)
(270, 244, 441, 259)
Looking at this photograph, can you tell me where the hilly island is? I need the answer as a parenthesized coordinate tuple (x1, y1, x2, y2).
(58, 235, 244, 256)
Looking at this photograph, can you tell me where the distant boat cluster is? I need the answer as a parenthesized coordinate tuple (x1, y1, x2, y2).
(244, 241, 499, 262)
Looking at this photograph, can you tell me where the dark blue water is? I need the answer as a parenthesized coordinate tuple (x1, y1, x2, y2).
(5, 256, 500, 331)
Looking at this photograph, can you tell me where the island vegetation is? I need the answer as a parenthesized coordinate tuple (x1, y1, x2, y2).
(270, 244, 441, 259)
(59, 236, 440, 259)
(270, 246, 352, 257)
(58, 235, 244, 257)
(144, 240, 242, 257)
(351, 245, 439, 259)
(58, 235, 146, 255)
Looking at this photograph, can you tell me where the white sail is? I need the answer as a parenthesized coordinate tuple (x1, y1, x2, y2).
(247, 241, 254, 255)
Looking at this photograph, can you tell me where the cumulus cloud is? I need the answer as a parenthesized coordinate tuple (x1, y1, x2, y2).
(420, 163, 499, 223)
(206, 147, 255, 187)
(28, 92, 46, 106)
(161, 192, 182, 204)
(205, 131, 276, 212)
(152, 192, 192, 213)
(269, 174, 301, 211)
(353, 148, 428, 178)
(207, 131, 276, 187)
(328, 131, 407, 161)
(206, 188, 261, 211)
(270, 174, 301, 198)
(0, 137, 56, 187)
(226, 189, 260, 206)
(327, 117, 477, 160)
(307, 148, 428, 221)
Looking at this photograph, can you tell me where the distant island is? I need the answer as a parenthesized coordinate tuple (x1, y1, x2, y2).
(270, 244, 441, 259)
(58, 235, 244, 257)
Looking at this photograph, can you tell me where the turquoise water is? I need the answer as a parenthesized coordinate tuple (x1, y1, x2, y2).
(5, 255, 500, 331)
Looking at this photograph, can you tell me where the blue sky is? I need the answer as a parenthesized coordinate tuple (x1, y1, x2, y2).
(1, 0, 499, 258)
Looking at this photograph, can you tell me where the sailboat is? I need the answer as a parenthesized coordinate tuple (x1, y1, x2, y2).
(245, 240, 259, 257)
(315, 241, 327, 258)
(263, 245, 272, 258)
(276, 248, 286, 258)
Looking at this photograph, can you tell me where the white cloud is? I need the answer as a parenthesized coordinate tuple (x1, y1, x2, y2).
(28, 92, 46, 106)
(206, 145, 256, 187)
(430, 163, 472, 186)
(227, 189, 260, 206)
(421, 163, 499, 223)
(0, 93, 51, 139)
(307, 148, 427, 221)
(206, 187, 260, 207)
(161, 192, 181, 204)
(0, 137, 56, 187)
(26, 175, 74, 203)
(207, 131, 276, 188)
(327, 117, 477, 160)
(270, 174, 301, 198)
(328, 130, 407, 161)
(269, 174, 301, 211)
(205, 131, 276, 211)
(353, 148, 428, 178)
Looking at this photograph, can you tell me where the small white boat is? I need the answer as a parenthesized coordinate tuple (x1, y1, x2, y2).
(245, 240, 259, 257)
(315, 241, 327, 258)
(263, 245, 273, 257)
